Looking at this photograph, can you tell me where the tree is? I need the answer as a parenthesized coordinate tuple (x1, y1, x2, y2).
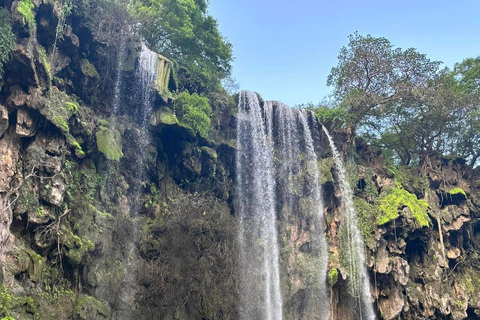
(132, 0, 233, 93)
(327, 32, 441, 138)
(448, 57, 480, 167)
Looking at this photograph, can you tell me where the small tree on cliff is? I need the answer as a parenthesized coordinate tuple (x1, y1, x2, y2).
(327, 32, 441, 140)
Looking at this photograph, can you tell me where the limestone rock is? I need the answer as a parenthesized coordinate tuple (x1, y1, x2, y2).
(447, 247, 461, 260)
(155, 54, 175, 103)
(0, 134, 20, 192)
(39, 175, 65, 206)
(378, 287, 404, 320)
(0, 105, 8, 137)
(28, 204, 52, 225)
(7, 86, 28, 108)
(16, 109, 37, 137)
(391, 257, 410, 285)
(33, 132, 66, 156)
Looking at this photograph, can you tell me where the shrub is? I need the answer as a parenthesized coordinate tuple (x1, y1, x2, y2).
(174, 91, 212, 137)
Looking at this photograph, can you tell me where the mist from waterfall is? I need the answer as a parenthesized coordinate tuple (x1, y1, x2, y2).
(236, 91, 330, 320)
(322, 126, 376, 320)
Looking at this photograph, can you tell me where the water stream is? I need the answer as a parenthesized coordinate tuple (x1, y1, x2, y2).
(322, 126, 376, 320)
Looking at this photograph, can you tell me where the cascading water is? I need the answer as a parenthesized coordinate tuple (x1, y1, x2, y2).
(236, 91, 283, 320)
(114, 44, 158, 319)
(322, 126, 376, 320)
(236, 91, 330, 320)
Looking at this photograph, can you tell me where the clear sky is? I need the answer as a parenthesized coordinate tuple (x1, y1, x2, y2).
(208, 0, 480, 107)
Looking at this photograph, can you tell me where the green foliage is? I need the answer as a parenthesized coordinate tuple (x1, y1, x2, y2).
(132, 0, 233, 93)
(174, 91, 212, 137)
(378, 187, 430, 227)
(17, 0, 36, 35)
(145, 183, 161, 210)
(328, 268, 339, 286)
(328, 32, 441, 132)
(314, 105, 348, 129)
(95, 127, 123, 161)
(0, 9, 15, 78)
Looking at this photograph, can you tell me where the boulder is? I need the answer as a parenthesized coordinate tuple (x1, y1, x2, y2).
(16, 108, 37, 137)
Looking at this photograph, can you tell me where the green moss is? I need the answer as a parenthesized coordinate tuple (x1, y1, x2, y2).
(37, 45, 51, 83)
(52, 115, 69, 132)
(66, 101, 79, 112)
(353, 198, 378, 249)
(0, 285, 13, 317)
(17, 0, 35, 35)
(80, 59, 100, 79)
(328, 268, 339, 286)
(0, 9, 16, 78)
(449, 187, 467, 198)
(24, 248, 46, 283)
(63, 231, 95, 265)
(200, 146, 218, 160)
(318, 157, 334, 184)
(159, 111, 179, 125)
(378, 187, 430, 227)
(95, 127, 123, 161)
(74, 294, 111, 319)
(43, 89, 79, 134)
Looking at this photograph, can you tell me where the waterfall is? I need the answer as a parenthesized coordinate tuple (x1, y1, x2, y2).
(322, 127, 376, 320)
(236, 91, 330, 320)
(114, 44, 158, 319)
(237, 91, 283, 320)
(112, 34, 126, 117)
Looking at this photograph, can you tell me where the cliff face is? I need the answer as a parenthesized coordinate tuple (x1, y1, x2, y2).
(0, 2, 479, 320)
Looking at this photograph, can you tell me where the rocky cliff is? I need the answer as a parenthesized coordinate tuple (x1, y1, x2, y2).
(0, 1, 479, 320)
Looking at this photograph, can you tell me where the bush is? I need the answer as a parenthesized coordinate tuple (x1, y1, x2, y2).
(174, 91, 212, 138)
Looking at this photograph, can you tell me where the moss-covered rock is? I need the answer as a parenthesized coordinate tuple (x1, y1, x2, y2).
(95, 127, 123, 161)
(449, 187, 467, 198)
(80, 59, 100, 79)
(73, 294, 111, 320)
(377, 187, 430, 227)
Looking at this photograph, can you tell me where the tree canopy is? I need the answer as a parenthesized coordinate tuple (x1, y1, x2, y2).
(324, 33, 480, 168)
(131, 0, 233, 93)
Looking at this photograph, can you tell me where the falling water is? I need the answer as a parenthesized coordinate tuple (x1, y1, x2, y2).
(237, 91, 283, 320)
(112, 34, 126, 117)
(322, 127, 376, 320)
(237, 91, 330, 319)
(298, 110, 330, 319)
(114, 44, 158, 319)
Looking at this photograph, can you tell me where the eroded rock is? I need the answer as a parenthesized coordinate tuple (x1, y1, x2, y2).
(39, 175, 65, 206)
(16, 108, 37, 137)
(0, 105, 9, 137)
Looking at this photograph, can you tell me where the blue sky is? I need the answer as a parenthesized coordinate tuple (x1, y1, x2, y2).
(208, 0, 480, 107)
